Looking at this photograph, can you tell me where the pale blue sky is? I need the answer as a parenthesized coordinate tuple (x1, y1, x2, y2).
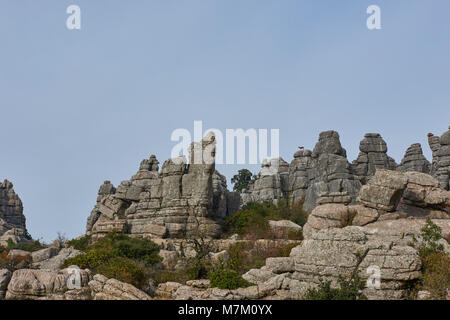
(0, 1, 449, 241)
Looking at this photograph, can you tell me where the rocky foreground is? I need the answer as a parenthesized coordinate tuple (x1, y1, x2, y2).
(1, 127, 449, 300)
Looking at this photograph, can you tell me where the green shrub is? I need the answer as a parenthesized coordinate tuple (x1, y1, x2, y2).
(418, 218, 444, 259)
(231, 169, 254, 192)
(412, 219, 450, 300)
(63, 232, 161, 288)
(421, 252, 450, 299)
(304, 275, 367, 300)
(64, 248, 113, 269)
(96, 257, 148, 288)
(67, 235, 91, 251)
(227, 241, 300, 275)
(209, 267, 253, 290)
(304, 250, 368, 300)
(225, 200, 307, 239)
(6, 239, 45, 252)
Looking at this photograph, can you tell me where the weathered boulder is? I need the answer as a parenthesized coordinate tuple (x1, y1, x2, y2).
(398, 172, 450, 218)
(359, 169, 408, 211)
(88, 274, 151, 300)
(5, 268, 92, 300)
(349, 205, 380, 226)
(31, 247, 59, 264)
(34, 247, 82, 270)
(268, 220, 302, 237)
(302, 203, 350, 238)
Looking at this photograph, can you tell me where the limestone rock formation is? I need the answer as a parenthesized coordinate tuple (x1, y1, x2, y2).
(359, 169, 408, 212)
(1, 268, 151, 300)
(33, 247, 82, 270)
(157, 226, 425, 300)
(86, 134, 240, 240)
(241, 226, 423, 300)
(5, 268, 92, 300)
(397, 143, 431, 174)
(428, 126, 450, 190)
(241, 158, 289, 205)
(303, 169, 449, 240)
(244, 131, 402, 213)
(352, 133, 397, 184)
(0, 180, 28, 246)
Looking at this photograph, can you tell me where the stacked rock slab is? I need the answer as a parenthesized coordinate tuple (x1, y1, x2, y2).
(288, 131, 362, 212)
(245, 131, 402, 213)
(0, 180, 28, 246)
(240, 158, 289, 205)
(241, 226, 422, 300)
(352, 133, 397, 184)
(86, 134, 240, 240)
(428, 126, 450, 190)
(303, 169, 450, 238)
(397, 143, 431, 174)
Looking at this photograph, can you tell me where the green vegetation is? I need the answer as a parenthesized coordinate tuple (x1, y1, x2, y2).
(63, 233, 161, 288)
(67, 235, 91, 251)
(5, 239, 45, 252)
(209, 267, 253, 290)
(304, 250, 368, 300)
(304, 275, 367, 300)
(231, 169, 254, 192)
(227, 241, 300, 275)
(225, 200, 306, 239)
(413, 219, 449, 300)
(418, 218, 444, 258)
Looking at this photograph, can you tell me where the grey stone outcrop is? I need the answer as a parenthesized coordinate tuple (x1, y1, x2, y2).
(397, 143, 431, 174)
(0, 180, 28, 246)
(428, 126, 450, 190)
(86, 134, 240, 240)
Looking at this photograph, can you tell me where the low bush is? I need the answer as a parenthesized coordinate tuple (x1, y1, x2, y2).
(421, 252, 450, 299)
(209, 267, 253, 290)
(6, 239, 45, 252)
(227, 241, 300, 275)
(418, 218, 444, 259)
(304, 275, 367, 300)
(63, 232, 161, 288)
(411, 219, 450, 300)
(94, 233, 162, 266)
(67, 235, 91, 251)
(225, 200, 307, 239)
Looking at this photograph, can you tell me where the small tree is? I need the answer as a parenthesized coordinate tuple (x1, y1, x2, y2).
(231, 169, 253, 192)
(304, 250, 369, 300)
(418, 218, 444, 259)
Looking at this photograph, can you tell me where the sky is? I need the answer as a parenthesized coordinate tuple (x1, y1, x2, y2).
(0, 1, 449, 242)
